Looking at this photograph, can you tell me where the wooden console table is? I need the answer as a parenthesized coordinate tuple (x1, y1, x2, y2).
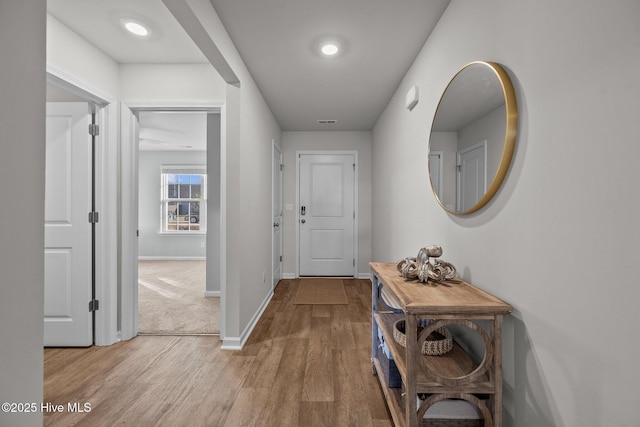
(370, 262, 512, 427)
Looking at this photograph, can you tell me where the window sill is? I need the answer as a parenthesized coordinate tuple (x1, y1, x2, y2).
(158, 231, 206, 236)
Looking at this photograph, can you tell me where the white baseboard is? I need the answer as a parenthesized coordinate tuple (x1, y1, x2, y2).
(204, 291, 220, 297)
(221, 289, 274, 351)
(220, 336, 242, 351)
(283, 272, 371, 280)
(138, 256, 207, 261)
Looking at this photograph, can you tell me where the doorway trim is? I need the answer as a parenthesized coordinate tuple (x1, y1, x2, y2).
(120, 100, 224, 342)
(272, 141, 283, 289)
(429, 150, 444, 201)
(46, 64, 119, 346)
(295, 150, 358, 278)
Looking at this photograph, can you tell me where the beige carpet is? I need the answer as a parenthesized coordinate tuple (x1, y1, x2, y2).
(293, 278, 348, 304)
(138, 260, 219, 335)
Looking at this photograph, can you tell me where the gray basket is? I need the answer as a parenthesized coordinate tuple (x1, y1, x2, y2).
(376, 336, 402, 388)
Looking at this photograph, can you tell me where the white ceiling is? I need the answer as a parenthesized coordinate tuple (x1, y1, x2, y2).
(47, 0, 451, 132)
(47, 0, 208, 64)
(138, 111, 207, 152)
(210, 0, 450, 131)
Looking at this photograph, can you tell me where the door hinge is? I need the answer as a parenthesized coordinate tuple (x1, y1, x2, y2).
(280, 255, 283, 262)
(280, 164, 284, 171)
(89, 124, 100, 136)
(89, 300, 99, 312)
(353, 259, 356, 266)
(88, 211, 99, 223)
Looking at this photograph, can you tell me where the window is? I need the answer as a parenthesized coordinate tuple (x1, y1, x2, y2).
(161, 166, 206, 233)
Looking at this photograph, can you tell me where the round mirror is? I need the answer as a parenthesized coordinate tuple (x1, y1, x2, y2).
(428, 61, 517, 214)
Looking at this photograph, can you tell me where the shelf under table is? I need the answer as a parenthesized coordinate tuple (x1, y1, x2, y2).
(375, 312, 495, 394)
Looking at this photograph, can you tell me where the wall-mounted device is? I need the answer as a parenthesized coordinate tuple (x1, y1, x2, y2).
(406, 85, 419, 111)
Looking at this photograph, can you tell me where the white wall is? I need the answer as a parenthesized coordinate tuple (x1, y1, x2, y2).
(138, 151, 207, 259)
(281, 131, 373, 277)
(176, 0, 282, 347)
(207, 114, 222, 294)
(234, 76, 282, 345)
(373, 0, 640, 425)
(47, 14, 120, 99)
(0, 2, 45, 426)
(120, 64, 225, 101)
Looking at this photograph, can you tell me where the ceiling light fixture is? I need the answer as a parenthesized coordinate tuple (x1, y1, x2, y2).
(321, 43, 339, 56)
(313, 35, 347, 58)
(121, 18, 151, 37)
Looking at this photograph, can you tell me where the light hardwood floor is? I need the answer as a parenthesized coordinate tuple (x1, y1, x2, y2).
(44, 279, 392, 427)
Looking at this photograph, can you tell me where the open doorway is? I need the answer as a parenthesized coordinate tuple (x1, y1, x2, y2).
(136, 111, 219, 335)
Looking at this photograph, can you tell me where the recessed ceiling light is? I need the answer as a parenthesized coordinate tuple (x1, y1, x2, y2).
(312, 36, 348, 58)
(121, 18, 151, 37)
(321, 43, 339, 56)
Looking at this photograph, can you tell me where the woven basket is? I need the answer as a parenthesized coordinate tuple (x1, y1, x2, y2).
(393, 319, 453, 356)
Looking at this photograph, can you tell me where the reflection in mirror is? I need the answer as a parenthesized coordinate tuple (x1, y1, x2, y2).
(428, 61, 517, 214)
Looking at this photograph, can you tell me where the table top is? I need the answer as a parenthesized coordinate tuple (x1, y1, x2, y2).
(370, 262, 513, 315)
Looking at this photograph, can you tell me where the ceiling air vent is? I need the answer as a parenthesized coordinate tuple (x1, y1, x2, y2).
(317, 120, 337, 124)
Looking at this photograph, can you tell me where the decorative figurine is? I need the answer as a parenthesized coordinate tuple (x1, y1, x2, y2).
(397, 245, 457, 284)
(396, 257, 419, 279)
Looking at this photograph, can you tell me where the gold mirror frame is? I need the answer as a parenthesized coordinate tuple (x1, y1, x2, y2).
(428, 61, 518, 215)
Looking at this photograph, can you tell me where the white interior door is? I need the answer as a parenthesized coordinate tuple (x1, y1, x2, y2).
(44, 102, 93, 346)
(120, 104, 140, 341)
(299, 153, 355, 276)
(457, 141, 487, 212)
(272, 144, 283, 288)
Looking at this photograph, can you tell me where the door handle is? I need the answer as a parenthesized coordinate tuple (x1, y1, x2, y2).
(301, 219, 306, 224)
(301, 206, 306, 216)
(273, 222, 279, 227)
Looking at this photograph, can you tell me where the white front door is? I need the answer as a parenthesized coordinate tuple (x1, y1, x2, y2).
(299, 153, 355, 277)
(272, 144, 283, 288)
(44, 102, 93, 346)
(457, 141, 487, 212)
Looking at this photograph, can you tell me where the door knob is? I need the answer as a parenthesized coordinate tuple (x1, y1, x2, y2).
(273, 222, 279, 227)
(301, 219, 306, 224)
